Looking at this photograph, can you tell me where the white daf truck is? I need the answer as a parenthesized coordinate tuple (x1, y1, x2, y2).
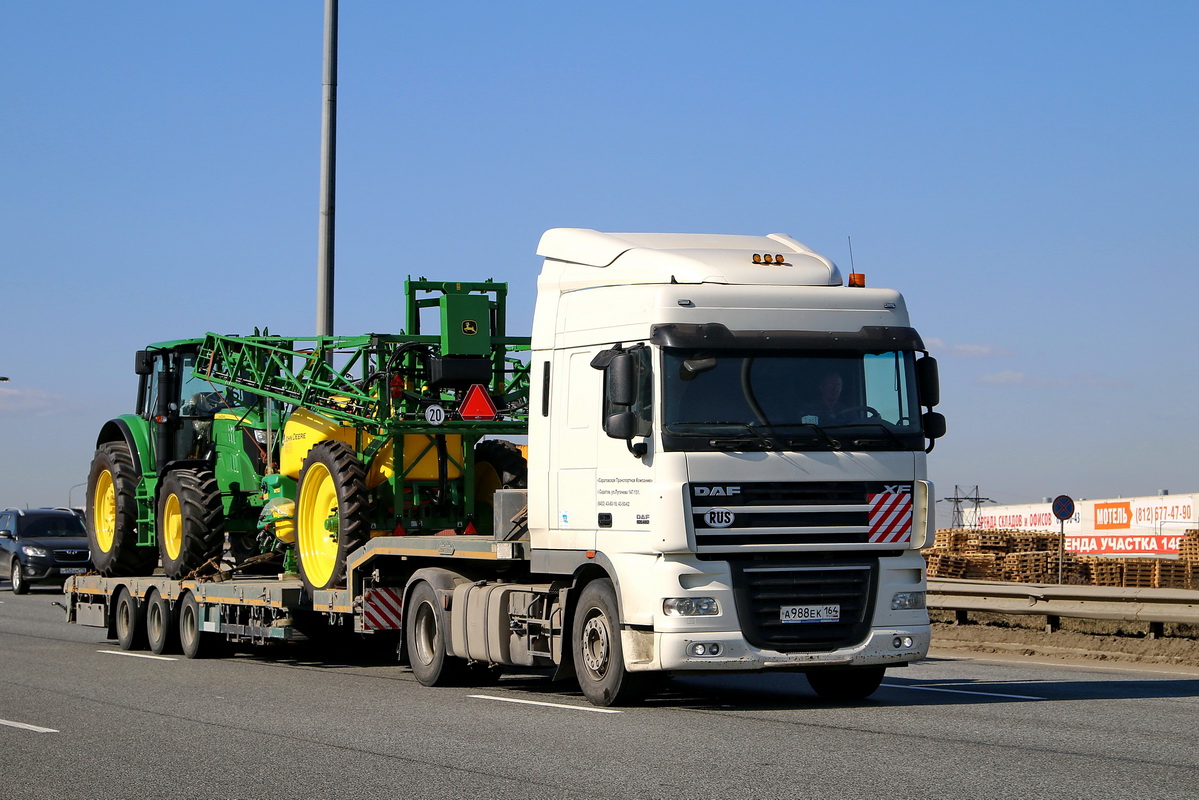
(67, 228, 943, 707)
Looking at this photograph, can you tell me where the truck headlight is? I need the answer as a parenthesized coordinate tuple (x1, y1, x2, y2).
(22, 545, 49, 558)
(663, 597, 719, 616)
(891, 591, 926, 611)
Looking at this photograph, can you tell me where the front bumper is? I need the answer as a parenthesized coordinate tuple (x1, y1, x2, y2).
(18, 562, 89, 584)
(627, 625, 931, 673)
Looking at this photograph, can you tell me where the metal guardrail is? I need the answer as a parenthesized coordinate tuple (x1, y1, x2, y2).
(927, 578, 1199, 631)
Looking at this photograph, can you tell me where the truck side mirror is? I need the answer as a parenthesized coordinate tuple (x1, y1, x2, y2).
(916, 356, 940, 408)
(922, 410, 946, 440)
(607, 352, 637, 406)
(605, 412, 637, 440)
(135, 350, 154, 376)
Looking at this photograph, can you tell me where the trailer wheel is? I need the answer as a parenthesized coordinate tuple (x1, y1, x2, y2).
(114, 587, 146, 651)
(178, 592, 227, 659)
(405, 581, 465, 686)
(572, 578, 646, 707)
(88, 443, 157, 577)
(296, 441, 369, 592)
(157, 469, 224, 579)
(145, 589, 177, 655)
(805, 667, 886, 701)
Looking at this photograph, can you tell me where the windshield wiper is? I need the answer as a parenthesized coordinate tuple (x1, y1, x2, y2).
(707, 423, 781, 451)
(833, 421, 905, 448)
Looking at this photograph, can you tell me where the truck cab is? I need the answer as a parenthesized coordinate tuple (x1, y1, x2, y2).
(526, 229, 943, 692)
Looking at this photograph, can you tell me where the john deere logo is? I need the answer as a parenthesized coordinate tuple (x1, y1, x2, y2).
(462, 320, 478, 335)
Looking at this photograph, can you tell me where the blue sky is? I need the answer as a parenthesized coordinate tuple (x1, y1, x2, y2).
(2, 2, 1196, 524)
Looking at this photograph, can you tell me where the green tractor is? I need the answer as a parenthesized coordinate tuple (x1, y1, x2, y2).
(85, 280, 530, 591)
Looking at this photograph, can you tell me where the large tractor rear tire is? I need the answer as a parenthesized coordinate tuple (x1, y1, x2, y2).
(157, 469, 224, 579)
(87, 443, 157, 577)
(295, 441, 369, 592)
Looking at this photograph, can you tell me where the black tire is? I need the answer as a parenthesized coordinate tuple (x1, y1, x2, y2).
(295, 441, 369, 592)
(572, 578, 647, 707)
(475, 440, 528, 489)
(145, 589, 177, 655)
(87, 442, 157, 577)
(10, 559, 28, 595)
(805, 667, 886, 701)
(157, 469, 224, 579)
(405, 581, 466, 686)
(474, 440, 527, 535)
(114, 587, 146, 651)
(178, 592, 227, 659)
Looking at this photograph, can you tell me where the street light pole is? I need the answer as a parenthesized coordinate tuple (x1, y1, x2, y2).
(315, 0, 338, 338)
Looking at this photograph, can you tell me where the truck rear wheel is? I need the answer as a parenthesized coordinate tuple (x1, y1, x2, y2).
(295, 441, 369, 592)
(805, 666, 886, 701)
(157, 469, 224, 579)
(88, 443, 157, 576)
(145, 589, 177, 655)
(114, 587, 146, 651)
(572, 578, 646, 707)
(405, 581, 465, 686)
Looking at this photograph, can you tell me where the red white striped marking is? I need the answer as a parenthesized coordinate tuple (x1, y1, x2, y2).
(868, 492, 912, 544)
(362, 587, 404, 630)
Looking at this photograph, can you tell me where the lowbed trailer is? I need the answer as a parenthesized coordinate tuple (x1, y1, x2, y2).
(66, 530, 530, 660)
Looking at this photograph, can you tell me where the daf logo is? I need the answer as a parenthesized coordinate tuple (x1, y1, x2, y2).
(694, 486, 741, 497)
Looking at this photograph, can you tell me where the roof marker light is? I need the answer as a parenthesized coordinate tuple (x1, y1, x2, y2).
(752, 253, 763, 263)
(848, 273, 866, 287)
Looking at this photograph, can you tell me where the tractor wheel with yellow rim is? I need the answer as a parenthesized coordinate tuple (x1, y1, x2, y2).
(295, 440, 369, 592)
(87, 442, 156, 576)
(157, 468, 224, 579)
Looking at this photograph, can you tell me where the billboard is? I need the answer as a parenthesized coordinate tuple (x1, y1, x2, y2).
(973, 493, 1196, 557)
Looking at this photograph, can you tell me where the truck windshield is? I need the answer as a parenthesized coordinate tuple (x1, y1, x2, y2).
(661, 348, 925, 452)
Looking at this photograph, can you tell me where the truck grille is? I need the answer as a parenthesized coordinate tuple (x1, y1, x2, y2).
(689, 481, 912, 551)
(729, 557, 876, 653)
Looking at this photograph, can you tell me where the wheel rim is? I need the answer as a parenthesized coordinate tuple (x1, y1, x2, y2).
(11, 562, 22, 590)
(580, 609, 611, 679)
(161, 493, 183, 560)
(147, 598, 162, 642)
(117, 595, 132, 640)
(412, 601, 438, 666)
(93, 469, 116, 553)
(297, 461, 339, 587)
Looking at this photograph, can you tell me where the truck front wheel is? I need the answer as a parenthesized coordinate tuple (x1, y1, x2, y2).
(805, 666, 886, 701)
(572, 579, 646, 707)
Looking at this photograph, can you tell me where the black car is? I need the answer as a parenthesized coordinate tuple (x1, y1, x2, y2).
(0, 508, 92, 593)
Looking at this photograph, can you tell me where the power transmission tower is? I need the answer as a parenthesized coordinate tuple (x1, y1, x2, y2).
(939, 485, 993, 528)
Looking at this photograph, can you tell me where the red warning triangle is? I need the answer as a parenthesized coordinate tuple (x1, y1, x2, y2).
(459, 384, 497, 421)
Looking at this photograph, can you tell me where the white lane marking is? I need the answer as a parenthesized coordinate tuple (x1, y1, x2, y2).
(882, 682, 1041, 700)
(470, 695, 623, 714)
(98, 649, 177, 661)
(0, 718, 58, 733)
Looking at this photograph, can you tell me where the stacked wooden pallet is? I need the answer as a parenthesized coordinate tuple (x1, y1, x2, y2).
(1120, 559, 1157, 589)
(1078, 556, 1123, 587)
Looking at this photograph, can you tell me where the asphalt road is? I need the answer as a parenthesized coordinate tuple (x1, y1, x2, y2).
(2, 585, 1198, 800)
